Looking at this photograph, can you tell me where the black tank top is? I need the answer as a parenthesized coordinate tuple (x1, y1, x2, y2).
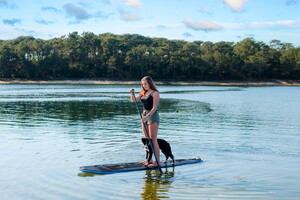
(141, 91, 155, 110)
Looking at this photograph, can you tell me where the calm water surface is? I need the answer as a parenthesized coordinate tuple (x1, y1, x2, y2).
(0, 84, 299, 200)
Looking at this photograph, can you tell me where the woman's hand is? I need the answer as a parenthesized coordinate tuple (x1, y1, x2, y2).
(141, 116, 149, 123)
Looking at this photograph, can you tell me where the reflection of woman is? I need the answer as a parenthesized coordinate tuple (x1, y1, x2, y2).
(140, 169, 174, 200)
(130, 76, 160, 167)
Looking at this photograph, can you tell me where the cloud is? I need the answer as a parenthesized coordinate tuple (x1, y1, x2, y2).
(183, 18, 300, 33)
(199, 8, 214, 15)
(155, 24, 181, 31)
(0, 0, 8, 6)
(183, 32, 193, 38)
(215, 19, 300, 31)
(223, 0, 249, 12)
(285, 0, 297, 5)
(183, 18, 223, 32)
(242, 20, 300, 29)
(41, 6, 61, 13)
(237, 33, 255, 39)
(63, 3, 91, 22)
(102, 0, 113, 4)
(36, 19, 54, 25)
(125, 0, 141, 8)
(0, 0, 17, 8)
(156, 25, 167, 31)
(14, 28, 36, 35)
(62, 3, 111, 23)
(94, 11, 112, 19)
(118, 6, 141, 21)
(120, 12, 141, 21)
(77, 1, 90, 8)
(3, 18, 21, 26)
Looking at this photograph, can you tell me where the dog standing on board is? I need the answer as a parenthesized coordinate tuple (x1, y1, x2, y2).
(141, 138, 175, 166)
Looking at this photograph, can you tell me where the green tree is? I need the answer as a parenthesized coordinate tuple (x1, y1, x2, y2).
(0, 45, 19, 78)
(0, 33, 299, 80)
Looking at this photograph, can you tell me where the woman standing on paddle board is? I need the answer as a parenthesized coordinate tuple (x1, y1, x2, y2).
(130, 76, 160, 167)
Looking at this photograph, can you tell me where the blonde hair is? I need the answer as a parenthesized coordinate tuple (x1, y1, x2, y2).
(140, 76, 158, 95)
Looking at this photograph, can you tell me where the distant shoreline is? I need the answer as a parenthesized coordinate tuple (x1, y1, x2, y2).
(0, 79, 300, 86)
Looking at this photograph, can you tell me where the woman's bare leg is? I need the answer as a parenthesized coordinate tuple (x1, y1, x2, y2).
(148, 122, 160, 166)
(142, 122, 148, 138)
(140, 123, 151, 164)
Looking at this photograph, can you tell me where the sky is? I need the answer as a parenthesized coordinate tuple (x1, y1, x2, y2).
(0, 0, 300, 46)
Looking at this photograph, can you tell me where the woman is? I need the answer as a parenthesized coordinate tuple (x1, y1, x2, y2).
(130, 76, 160, 167)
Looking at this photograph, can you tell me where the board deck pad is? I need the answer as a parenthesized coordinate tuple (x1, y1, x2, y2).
(80, 158, 202, 174)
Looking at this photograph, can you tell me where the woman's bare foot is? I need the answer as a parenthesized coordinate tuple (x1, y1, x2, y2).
(140, 160, 149, 165)
(148, 162, 159, 168)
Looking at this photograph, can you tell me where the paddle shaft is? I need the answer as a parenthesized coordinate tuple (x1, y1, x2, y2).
(132, 91, 163, 174)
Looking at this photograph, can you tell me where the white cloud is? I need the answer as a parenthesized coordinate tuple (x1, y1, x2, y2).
(229, 20, 300, 29)
(183, 19, 223, 32)
(125, 0, 141, 9)
(120, 12, 141, 21)
(183, 18, 300, 32)
(0, 26, 41, 39)
(245, 20, 300, 29)
(223, 0, 249, 12)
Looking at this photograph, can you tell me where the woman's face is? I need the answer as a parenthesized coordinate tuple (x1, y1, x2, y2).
(142, 80, 150, 91)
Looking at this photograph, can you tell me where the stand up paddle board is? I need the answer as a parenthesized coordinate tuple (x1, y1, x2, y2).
(80, 157, 202, 174)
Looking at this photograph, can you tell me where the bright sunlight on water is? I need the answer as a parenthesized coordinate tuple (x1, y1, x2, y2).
(0, 84, 299, 200)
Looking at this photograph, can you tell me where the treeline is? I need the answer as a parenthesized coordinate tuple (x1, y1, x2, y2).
(0, 32, 299, 80)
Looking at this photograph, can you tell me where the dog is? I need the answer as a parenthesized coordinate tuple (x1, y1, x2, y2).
(141, 138, 175, 165)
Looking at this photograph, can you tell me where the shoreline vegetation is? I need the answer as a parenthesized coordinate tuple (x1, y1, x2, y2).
(0, 79, 299, 86)
(1, 33, 300, 82)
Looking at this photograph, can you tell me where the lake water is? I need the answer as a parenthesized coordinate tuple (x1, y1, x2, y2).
(0, 84, 299, 200)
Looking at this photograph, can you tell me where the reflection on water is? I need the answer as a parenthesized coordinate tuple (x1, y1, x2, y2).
(0, 98, 211, 127)
(0, 100, 134, 122)
(141, 169, 175, 200)
(77, 168, 176, 200)
(77, 156, 201, 200)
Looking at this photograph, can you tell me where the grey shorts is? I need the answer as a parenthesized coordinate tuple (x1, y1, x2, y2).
(142, 110, 160, 125)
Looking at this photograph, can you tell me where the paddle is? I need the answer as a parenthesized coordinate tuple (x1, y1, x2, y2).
(131, 91, 163, 174)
